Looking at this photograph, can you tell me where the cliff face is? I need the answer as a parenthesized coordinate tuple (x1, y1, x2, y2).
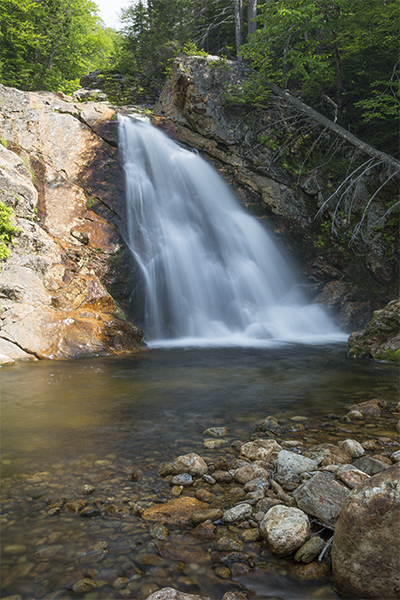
(154, 55, 398, 332)
(0, 85, 143, 364)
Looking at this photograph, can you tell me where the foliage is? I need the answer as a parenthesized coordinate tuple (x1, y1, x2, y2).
(0, 202, 19, 260)
(0, 0, 116, 93)
(240, 0, 399, 155)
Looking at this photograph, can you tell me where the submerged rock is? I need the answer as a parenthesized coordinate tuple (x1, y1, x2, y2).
(142, 497, 208, 525)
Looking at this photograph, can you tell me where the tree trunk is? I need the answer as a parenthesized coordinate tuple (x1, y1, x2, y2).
(268, 83, 400, 173)
(234, 0, 242, 59)
(248, 0, 257, 37)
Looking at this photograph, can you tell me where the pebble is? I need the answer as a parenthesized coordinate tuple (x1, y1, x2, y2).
(81, 484, 95, 495)
(339, 439, 365, 458)
(170, 473, 193, 487)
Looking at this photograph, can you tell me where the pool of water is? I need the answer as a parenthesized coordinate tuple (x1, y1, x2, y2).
(1, 343, 398, 599)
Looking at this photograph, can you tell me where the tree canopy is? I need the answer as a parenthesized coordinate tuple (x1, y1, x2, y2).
(0, 0, 116, 92)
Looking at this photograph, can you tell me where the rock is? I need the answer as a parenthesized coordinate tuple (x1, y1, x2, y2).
(144, 589, 211, 600)
(203, 438, 227, 448)
(159, 453, 208, 477)
(335, 465, 370, 489)
(293, 471, 350, 527)
(244, 476, 270, 492)
(71, 578, 97, 594)
(170, 473, 193, 487)
(203, 427, 229, 436)
(348, 300, 400, 362)
(234, 464, 269, 484)
(0, 85, 144, 363)
(212, 470, 233, 483)
(275, 450, 319, 477)
(289, 559, 331, 582)
(191, 508, 223, 525)
(81, 484, 95, 495)
(260, 505, 310, 556)
(304, 443, 352, 466)
(332, 465, 400, 600)
(349, 398, 386, 416)
(391, 450, 400, 462)
(142, 497, 207, 525)
(353, 455, 391, 475)
(191, 521, 217, 538)
(222, 503, 252, 523)
(150, 524, 170, 541)
(257, 417, 285, 435)
(294, 536, 326, 563)
(338, 438, 365, 458)
(240, 439, 282, 463)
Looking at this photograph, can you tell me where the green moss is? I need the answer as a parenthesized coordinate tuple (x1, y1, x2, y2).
(374, 348, 400, 362)
(0, 202, 20, 260)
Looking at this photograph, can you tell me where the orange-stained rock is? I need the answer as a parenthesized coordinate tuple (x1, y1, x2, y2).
(142, 497, 208, 526)
(289, 559, 331, 582)
(0, 85, 144, 361)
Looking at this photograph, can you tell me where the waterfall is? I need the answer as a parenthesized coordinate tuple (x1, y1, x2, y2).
(119, 115, 345, 346)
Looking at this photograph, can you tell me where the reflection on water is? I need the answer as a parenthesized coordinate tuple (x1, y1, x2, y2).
(1, 344, 398, 599)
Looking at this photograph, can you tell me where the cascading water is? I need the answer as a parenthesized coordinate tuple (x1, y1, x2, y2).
(119, 115, 346, 346)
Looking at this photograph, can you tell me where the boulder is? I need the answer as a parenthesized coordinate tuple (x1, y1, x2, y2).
(331, 464, 400, 599)
(259, 505, 310, 556)
(348, 300, 400, 362)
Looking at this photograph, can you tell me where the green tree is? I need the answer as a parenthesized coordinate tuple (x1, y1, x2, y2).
(240, 0, 399, 153)
(0, 0, 116, 93)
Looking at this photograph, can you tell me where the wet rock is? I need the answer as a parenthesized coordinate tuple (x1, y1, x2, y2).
(191, 521, 217, 538)
(275, 450, 318, 477)
(294, 536, 326, 563)
(289, 559, 331, 582)
(222, 503, 252, 523)
(234, 464, 269, 484)
(170, 473, 193, 487)
(71, 578, 97, 593)
(159, 453, 208, 477)
(293, 471, 350, 527)
(203, 427, 230, 436)
(215, 536, 244, 552)
(349, 398, 387, 416)
(81, 484, 95, 495)
(142, 497, 208, 525)
(391, 450, 400, 462)
(240, 528, 260, 542)
(338, 438, 365, 458)
(214, 565, 231, 579)
(195, 488, 215, 503)
(79, 506, 101, 517)
(150, 524, 170, 541)
(260, 505, 310, 556)
(345, 410, 364, 421)
(348, 300, 400, 362)
(240, 439, 282, 463)
(170, 485, 183, 496)
(257, 417, 285, 435)
(332, 464, 400, 600)
(335, 465, 370, 489)
(244, 476, 270, 492)
(204, 438, 227, 449)
(212, 470, 233, 483)
(304, 443, 352, 466)
(191, 508, 223, 525)
(64, 499, 88, 514)
(353, 455, 391, 475)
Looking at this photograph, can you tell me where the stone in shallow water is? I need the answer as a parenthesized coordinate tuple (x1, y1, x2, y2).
(260, 505, 310, 556)
(191, 508, 223, 525)
(142, 497, 208, 525)
(71, 578, 97, 594)
(203, 438, 227, 448)
(159, 453, 208, 477)
(222, 503, 252, 523)
(203, 426, 230, 436)
(338, 438, 365, 458)
(275, 450, 319, 477)
(240, 439, 282, 462)
(81, 484, 95, 495)
(293, 471, 350, 527)
(170, 473, 193, 487)
(294, 536, 326, 563)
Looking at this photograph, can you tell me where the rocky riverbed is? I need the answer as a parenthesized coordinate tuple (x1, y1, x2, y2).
(1, 393, 399, 600)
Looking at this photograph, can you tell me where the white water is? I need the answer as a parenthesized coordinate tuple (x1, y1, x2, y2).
(120, 115, 346, 346)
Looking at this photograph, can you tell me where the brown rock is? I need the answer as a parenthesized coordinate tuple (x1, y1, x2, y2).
(293, 471, 350, 527)
(191, 508, 223, 525)
(332, 465, 400, 600)
(289, 559, 331, 582)
(349, 399, 387, 416)
(142, 497, 208, 525)
(240, 439, 282, 463)
(335, 465, 370, 489)
(191, 522, 216, 538)
(305, 443, 352, 466)
(235, 464, 269, 484)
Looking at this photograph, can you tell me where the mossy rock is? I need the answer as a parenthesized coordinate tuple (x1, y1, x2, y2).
(348, 299, 400, 362)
